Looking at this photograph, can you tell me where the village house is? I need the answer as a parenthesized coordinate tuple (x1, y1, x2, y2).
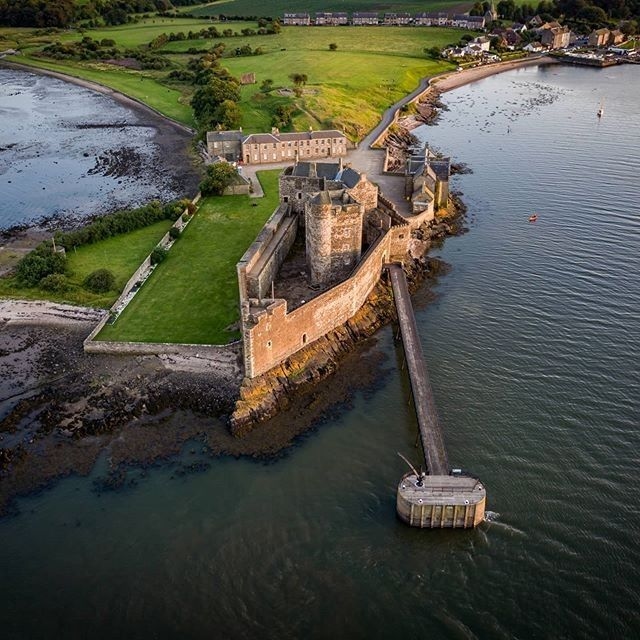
(281, 11, 488, 30)
(282, 13, 310, 26)
(503, 29, 522, 48)
(540, 25, 571, 49)
(589, 28, 610, 47)
(383, 13, 412, 26)
(315, 12, 348, 26)
(523, 41, 546, 53)
(206, 129, 348, 165)
(352, 12, 379, 26)
(609, 29, 625, 45)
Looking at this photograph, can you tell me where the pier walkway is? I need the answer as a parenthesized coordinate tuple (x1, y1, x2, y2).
(386, 263, 449, 475)
(386, 263, 486, 528)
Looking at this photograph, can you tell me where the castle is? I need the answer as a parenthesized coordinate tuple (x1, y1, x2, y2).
(237, 150, 450, 379)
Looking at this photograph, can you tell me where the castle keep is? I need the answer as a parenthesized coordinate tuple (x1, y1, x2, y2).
(237, 153, 449, 379)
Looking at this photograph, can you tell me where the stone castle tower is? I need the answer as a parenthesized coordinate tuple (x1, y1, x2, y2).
(305, 189, 364, 286)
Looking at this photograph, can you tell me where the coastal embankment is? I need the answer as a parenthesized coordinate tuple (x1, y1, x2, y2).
(1, 55, 545, 513)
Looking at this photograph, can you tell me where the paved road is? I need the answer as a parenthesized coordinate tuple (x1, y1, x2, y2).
(238, 73, 436, 207)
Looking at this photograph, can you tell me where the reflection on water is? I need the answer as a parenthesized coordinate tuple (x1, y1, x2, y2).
(1, 64, 639, 638)
(0, 68, 184, 230)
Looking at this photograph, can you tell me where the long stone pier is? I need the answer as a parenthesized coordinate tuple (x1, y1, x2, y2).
(386, 264, 486, 529)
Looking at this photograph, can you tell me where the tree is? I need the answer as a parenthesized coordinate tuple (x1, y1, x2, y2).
(260, 78, 274, 92)
(621, 20, 638, 35)
(424, 46, 442, 59)
(329, 42, 338, 50)
(151, 247, 169, 265)
(15, 244, 66, 287)
(214, 99, 241, 129)
(191, 77, 240, 128)
(200, 162, 237, 196)
(272, 104, 295, 128)
(289, 73, 308, 87)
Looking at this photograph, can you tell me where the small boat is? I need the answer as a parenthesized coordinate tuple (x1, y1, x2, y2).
(528, 214, 538, 223)
(597, 99, 604, 118)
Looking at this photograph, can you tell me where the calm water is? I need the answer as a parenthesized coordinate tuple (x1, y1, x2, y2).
(0, 68, 183, 230)
(1, 64, 639, 638)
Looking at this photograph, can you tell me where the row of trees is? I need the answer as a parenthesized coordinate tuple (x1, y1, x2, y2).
(41, 37, 170, 68)
(0, 0, 172, 28)
(15, 200, 192, 290)
(495, 0, 639, 24)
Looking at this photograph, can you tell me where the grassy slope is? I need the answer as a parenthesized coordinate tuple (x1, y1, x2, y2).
(3, 13, 466, 136)
(2, 18, 261, 127)
(97, 171, 281, 345)
(162, 25, 459, 136)
(0, 220, 173, 307)
(6, 55, 195, 125)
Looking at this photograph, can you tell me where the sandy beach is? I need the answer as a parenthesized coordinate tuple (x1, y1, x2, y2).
(397, 55, 559, 130)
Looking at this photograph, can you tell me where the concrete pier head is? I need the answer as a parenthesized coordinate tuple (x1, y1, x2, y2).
(397, 473, 486, 529)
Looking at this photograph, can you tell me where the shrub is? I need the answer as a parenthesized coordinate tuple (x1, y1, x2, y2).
(84, 269, 115, 293)
(151, 247, 169, 264)
(329, 43, 337, 51)
(16, 245, 66, 287)
(39, 273, 69, 293)
(169, 226, 181, 240)
(200, 162, 237, 196)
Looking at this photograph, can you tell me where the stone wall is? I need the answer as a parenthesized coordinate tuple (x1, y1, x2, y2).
(83, 194, 204, 353)
(238, 203, 298, 299)
(347, 174, 378, 211)
(241, 232, 393, 378)
(279, 173, 326, 214)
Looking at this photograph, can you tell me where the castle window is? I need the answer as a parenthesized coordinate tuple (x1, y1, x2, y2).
(302, 333, 307, 345)
(297, 193, 302, 199)
(266, 340, 272, 348)
(283, 196, 289, 202)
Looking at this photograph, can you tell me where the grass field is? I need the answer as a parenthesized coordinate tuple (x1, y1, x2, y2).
(162, 25, 460, 136)
(0, 220, 173, 307)
(188, 0, 470, 18)
(3, 16, 464, 137)
(97, 171, 281, 345)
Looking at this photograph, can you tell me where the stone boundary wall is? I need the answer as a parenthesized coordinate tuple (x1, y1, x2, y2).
(82, 193, 232, 357)
(237, 203, 296, 300)
(242, 231, 395, 378)
(84, 337, 237, 358)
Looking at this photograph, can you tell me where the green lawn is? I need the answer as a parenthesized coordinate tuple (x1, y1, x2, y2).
(97, 171, 281, 345)
(0, 220, 173, 307)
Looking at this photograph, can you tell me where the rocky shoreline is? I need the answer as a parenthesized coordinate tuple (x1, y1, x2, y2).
(0, 59, 477, 517)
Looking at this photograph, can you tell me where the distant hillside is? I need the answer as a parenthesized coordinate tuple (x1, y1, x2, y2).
(187, 1, 473, 19)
